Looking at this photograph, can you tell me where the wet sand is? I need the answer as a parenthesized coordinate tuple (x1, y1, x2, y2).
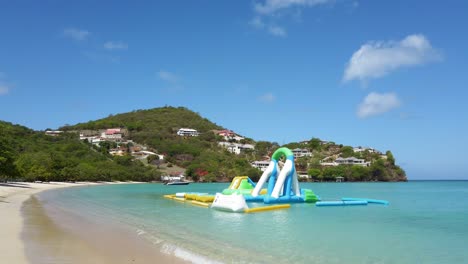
(1, 182, 188, 264)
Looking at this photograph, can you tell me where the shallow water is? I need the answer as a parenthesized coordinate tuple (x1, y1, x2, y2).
(39, 181, 468, 264)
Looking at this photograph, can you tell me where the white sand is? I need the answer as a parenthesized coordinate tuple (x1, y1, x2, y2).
(0, 181, 128, 264)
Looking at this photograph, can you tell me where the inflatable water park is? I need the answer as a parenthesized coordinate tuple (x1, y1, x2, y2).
(163, 147, 389, 213)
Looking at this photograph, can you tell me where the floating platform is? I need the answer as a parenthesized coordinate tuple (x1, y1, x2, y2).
(341, 197, 389, 205)
(244, 204, 290, 213)
(164, 193, 213, 208)
(316, 200, 368, 206)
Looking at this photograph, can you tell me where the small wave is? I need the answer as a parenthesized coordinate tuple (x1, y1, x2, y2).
(135, 228, 146, 236)
(160, 243, 224, 264)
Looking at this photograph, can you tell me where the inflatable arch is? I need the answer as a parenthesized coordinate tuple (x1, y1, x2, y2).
(250, 147, 317, 204)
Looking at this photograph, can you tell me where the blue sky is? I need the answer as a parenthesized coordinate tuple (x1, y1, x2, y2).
(1, 0, 467, 179)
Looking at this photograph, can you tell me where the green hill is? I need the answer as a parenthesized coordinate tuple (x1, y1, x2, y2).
(0, 121, 160, 182)
(282, 140, 407, 182)
(61, 106, 262, 182)
(1, 106, 406, 182)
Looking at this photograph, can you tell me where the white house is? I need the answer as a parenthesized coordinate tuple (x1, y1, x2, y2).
(335, 157, 370, 166)
(251, 160, 270, 171)
(177, 128, 199, 137)
(45, 130, 63, 136)
(320, 156, 370, 167)
(292, 148, 312, 158)
(353, 147, 378, 153)
(218, 142, 254, 155)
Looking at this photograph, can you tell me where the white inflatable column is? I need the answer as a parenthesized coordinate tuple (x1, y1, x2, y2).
(251, 161, 275, 197)
(271, 159, 293, 198)
(292, 171, 301, 196)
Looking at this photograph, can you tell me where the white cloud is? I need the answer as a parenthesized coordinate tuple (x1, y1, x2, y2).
(0, 84, 9, 95)
(249, 17, 287, 37)
(157, 70, 179, 83)
(250, 17, 265, 29)
(157, 70, 183, 91)
(249, 16, 286, 37)
(63, 28, 90, 41)
(104, 41, 128, 50)
(251, 0, 330, 37)
(268, 25, 286, 37)
(344, 34, 441, 83)
(255, 0, 331, 15)
(357, 92, 401, 118)
(0, 72, 10, 95)
(259, 92, 276, 103)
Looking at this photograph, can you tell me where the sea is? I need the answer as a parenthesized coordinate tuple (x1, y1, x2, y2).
(37, 181, 468, 264)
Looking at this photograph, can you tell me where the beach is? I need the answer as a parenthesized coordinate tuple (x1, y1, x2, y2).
(1, 182, 80, 263)
(0, 182, 187, 264)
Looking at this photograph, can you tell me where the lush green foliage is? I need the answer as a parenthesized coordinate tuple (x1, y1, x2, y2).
(305, 158, 406, 182)
(0, 121, 160, 182)
(2, 106, 407, 183)
(62, 106, 261, 182)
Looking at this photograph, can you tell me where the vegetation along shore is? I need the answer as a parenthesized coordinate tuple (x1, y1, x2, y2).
(1, 106, 406, 183)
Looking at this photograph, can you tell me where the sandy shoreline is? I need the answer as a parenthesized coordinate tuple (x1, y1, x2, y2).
(0, 181, 188, 264)
(0, 182, 92, 263)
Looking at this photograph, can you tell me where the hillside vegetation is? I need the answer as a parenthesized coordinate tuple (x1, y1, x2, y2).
(0, 121, 160, 182)
(283, 140, 407, 182)
(61, 107, 262, 182)
(1, 106, 407, 182)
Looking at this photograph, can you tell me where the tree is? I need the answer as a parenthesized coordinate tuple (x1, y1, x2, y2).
(341, 146, 354, 158)
(370, 159, 389, 181)
(255, 141, 277, 158)
(295, 157, 309, 171)
(307, 168, 321, 181)
(308, 138, 322, 151)
(0, 144, 17, 181)
(386, 151, 395, 165)
(350, 166, 370, 181)
(245, 168, 262, 182)
(322, 166, 346, 181)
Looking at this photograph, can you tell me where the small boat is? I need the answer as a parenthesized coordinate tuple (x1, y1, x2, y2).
(164, 181, 190, 185)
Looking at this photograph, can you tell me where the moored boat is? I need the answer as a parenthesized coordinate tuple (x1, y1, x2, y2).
(164, 181, 190, 185)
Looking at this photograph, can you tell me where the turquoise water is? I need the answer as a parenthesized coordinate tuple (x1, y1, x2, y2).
(39, 182, 468, 263)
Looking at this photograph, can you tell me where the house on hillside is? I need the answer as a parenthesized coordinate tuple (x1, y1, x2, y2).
(45, 130, 63, 136)
(320, 156, 370, 167)
(292, 148, 312, 158)
(353, 147, 378, 153)
(79, 135, 103, 145)
(215, 129, 244, 141)
(101, 128, 123, 141)
(218, 142, 254, 155)
(177, 128, 199, 137)
(335, 157, 370, 167)
(251, 160, 270, 171)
